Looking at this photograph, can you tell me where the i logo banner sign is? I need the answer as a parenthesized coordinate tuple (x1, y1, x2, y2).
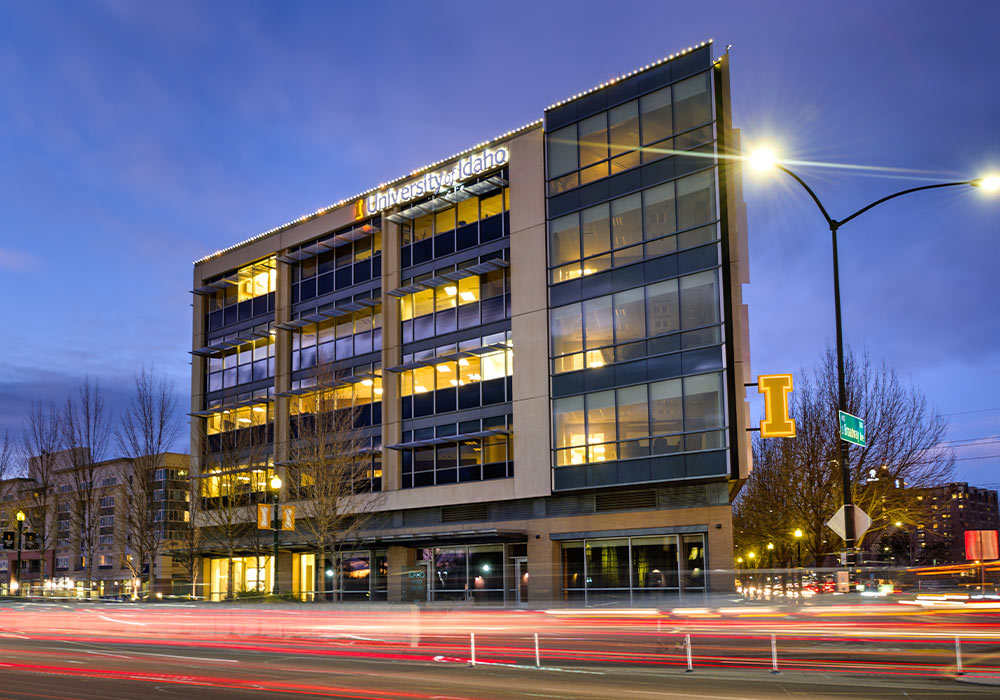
(257, 503, 273, 530)
(757, 374, 796, 438)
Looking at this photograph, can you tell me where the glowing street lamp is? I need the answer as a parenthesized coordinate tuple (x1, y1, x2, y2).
(14, 510, 25, 597)
(750, 148, 998, 568)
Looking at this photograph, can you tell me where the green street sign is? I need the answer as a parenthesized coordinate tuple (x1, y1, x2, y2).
(839, 411, 865, 447)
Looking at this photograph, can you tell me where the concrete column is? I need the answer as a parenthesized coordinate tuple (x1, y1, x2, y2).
(380, 214, 402, 491)
(526, 534, 561, 603)
(386, 545, 415, 602)
(273, 258, 293, 470)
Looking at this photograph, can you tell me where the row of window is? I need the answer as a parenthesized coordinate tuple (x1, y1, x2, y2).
(401, 436, 512, 488)
(550, 270, 719, 373)
(552, 371, 726, 466)
(400, 190, 509, 268)
(205, 258, 277, 310)
(291, 227, 382, 282)
(546, 71, 713, 194)
(549, 169, 717, 283)
(291, 307, 383, 371)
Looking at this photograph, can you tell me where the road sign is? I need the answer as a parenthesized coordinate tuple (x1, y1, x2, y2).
(838, 411, 865, 446)
(826, 505, 872, 542)
(757, 374, 796, 438)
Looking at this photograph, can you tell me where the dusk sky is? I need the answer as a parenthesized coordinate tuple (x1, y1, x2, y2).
(1, 1, 997, 485)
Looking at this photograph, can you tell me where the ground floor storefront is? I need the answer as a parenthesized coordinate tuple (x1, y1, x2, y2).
(199, 503, 730, 605)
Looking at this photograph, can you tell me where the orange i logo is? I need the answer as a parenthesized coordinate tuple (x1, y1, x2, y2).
(354, 199, 366, 220)
(757, 374, 796, 438)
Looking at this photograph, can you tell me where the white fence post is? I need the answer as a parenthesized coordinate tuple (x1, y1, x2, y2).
(534, 632, 540, 667)
(470, 632, 476, 667)
(955, 636, 963, 675)
(770, 634, 780, 674)
(685, 634, 694, 672)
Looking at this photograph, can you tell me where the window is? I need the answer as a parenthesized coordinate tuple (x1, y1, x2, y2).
(545, 70, 715, 195)
(55, 557, 68, 571)
(400, 339, 513, 419)
(291, 305, 381, 372)
(98, 554, 112, 568)
(206, 326, 276, 394)
(400, 416, 512, 489)
(552, 372, 726, 466)
(399, 185, 510, 267)
(99, 515, 114, 528)
(550, 270, 719, 374)
(561, 533, 705, 604)
(291, 225, 381, 303)
(99, 496, 115, 508)
(399, 264, 510, 344)
(205, 257, 276, 331)
(205, 400, 272, 436)
(549, 170, 717, 283)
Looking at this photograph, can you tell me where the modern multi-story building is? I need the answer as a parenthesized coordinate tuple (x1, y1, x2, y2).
(190, 40, 751, 604)
(914, 483, 999, 564)
(0, 450, 191, 597)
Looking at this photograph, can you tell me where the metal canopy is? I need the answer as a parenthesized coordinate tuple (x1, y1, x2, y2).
(387, 427, 510, 450)
(386, 259, 508, 298)
(386, 342, 510, 374)
(275, 298, 380, 331)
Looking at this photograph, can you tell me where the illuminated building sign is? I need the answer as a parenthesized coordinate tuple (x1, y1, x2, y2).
(364, 146, 509, 215)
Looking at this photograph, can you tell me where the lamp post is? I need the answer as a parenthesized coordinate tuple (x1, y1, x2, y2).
(794, 528, 804, 599)
(270, 475, 282, 596)
(15, 510, 24, 597)
(751, 150, 999, 568)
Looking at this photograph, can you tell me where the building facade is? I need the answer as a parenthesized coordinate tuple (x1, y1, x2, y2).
(190, 41, 751, 604)
(915, 483, 1000, 564)
(0, 450, 191, 597)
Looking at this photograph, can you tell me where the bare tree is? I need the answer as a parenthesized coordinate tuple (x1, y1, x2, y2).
(735, 348, 954, 566)
(116, 368, 181, 599)
(21, 402, 62, 590)
(197, 412, 270, 600)
(0, 430, 14, 482)
(62, 378, 113, 594)
(288, 366, 382, 601)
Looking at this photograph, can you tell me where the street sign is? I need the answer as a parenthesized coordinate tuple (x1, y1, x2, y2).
(965, 530, 999, 561)
(838, 411, 865, 446)
(826, 505, 872, 542)
(257, 503, 273, 530)
(757, 374, 796, 438)
(280, 505, 295, 531)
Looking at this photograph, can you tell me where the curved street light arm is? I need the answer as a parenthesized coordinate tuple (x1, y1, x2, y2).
(838, 180, 975, 227)
(775, 164, 836, 228)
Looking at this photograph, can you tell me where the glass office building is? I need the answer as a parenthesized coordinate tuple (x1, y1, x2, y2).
(190, 40, 750, 604)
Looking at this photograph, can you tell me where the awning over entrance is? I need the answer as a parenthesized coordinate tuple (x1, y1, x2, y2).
(348, 528, 526, 548)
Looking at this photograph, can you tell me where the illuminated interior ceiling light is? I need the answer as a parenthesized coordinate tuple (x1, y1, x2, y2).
(449, 379, 459, 386)
(252, 406, 266, 413)
(588, 359, 605, 368)
(444, 285, 458, 296)
(459, 291, 477, 302)
(374, 387, 383, 395)
(414, 385, 428, 393)
(238, 418, 252, 423)
(437, 365, 451, 372)
(458, 358, 470, 366)
(361, 379, 374, 386)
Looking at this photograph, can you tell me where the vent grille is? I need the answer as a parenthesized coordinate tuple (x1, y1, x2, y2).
(658, 485, 709, 509)
(489, 500, 536, 522)
(546, 494, 595, 517)
(441, 503, 489, 523)
(403, 508, 442, 527)
(595, 490, 657, 512)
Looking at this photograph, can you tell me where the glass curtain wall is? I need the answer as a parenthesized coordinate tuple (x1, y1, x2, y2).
(561, 533, 706, 604)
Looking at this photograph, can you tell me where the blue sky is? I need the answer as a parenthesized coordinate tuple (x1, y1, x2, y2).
(1, 0, 997, 485)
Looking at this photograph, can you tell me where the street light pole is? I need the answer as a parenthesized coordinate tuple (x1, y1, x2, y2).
(15, 511, 25, 597)
(758, 158, 992, 568)
(270, 475, 282, 596)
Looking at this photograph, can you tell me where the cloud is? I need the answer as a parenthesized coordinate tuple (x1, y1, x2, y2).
(0, 247, 44, 272)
